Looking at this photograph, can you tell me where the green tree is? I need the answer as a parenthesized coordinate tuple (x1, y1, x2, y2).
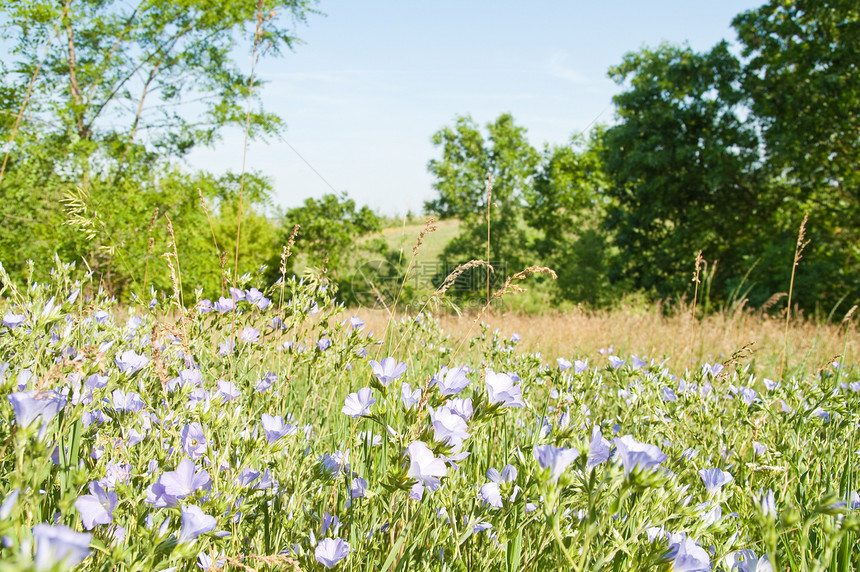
(524, 131, 617, 305)
(733, 0, 860, 312)
(271, 192, 382, 278)
(425, 114, 540, 294)
(601, 42, 769, 302)
(0, 0, 317, 295)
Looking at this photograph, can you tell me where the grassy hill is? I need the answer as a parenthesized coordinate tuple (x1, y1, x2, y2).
(378, 218, 460, 267)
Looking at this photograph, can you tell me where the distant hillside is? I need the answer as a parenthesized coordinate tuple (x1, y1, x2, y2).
(379, 218, 460, 267)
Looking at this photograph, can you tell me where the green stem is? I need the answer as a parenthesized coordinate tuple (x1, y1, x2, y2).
(552, 515, 576, 569)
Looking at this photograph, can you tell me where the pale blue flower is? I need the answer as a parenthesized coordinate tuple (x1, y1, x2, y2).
(315, 537, 350, 569)
(261, 414, 296, 443)
(111, 390, 144, 413)
(479, 482, 503, 508)
(214, 380, 241, 402)
(587, 426, 611, 469)
(699, 468, 734, 495)
(159, 459, 211, 498)
(33, 524, 91, 571)
(181, 422, 207, 460)
(401, 382, 421, 409)
(255, 371, 277, 392)
(667, 532, 710, 572)
(446, 398, 473, 420)
(557, 358, 572, 371)
(608, 356, 625, 370)
(240, 327, 260, 343)
(8, 391, 65, 430)
(115, 350, 148, 374)
(485, 369, 524, 408)
(757, 488, 777, 520)
(370, 357, 408, 386)
(534, 444, 579, 483)
(662, 387, 678, 402)
(342, 388, 375, 418)
(614, 435, 666, 476)
(430, 406, 469, 451)
(479, 464, 517, 508)
(350, 477, 368, 499)
(433, 366, 470, 396)
(213, 297, 234, 313)
(406, 441, 447, 493)
(0, 488, 19, 519)
(74, 482, 117, 530)
(724, 549, 774, 572)
(3, 313, 26, 329)
(178, 505, 216, 543)
(574, 359, 588, 374)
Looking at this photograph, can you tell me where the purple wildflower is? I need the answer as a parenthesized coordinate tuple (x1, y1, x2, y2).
(111, 390, 144, 413)
(181, 422, 207, 460)
(342, 388, 375, 418)
(74, 482, 117, 530)
(434, 366, 470, 396)
(485, 370, 525, 408)
(667, 532, 711, 572)
(446, 398, 473, 420)
(33, 524, 92, 571)
(369, 357, 408, 386)
(429, 406, 470, 451)
(350, 477, 368, 499)
(213, 380, 241, 402)
(178, 505, 216, 544)
(8, 391, 65, 430)
(261, 414, 296, 443)
(115, 350, 148, 374)
(614, 435, 667, 476)
(587, 426, 611, 469)
(159, 459, 212, 498)
(401, 382, 421, 409)
(255, 371, 277, 393)
(3, 313, 26, 329)
(213, 297, 234, 313)
(406, 441, 447, 494)
(315, 537, 350, 569)
(240, 327, 260, 343)
(699, 468, 734, 495)
(534, 444, 579, 483)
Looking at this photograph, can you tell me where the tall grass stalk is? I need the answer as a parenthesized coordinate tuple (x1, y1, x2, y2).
(782, 213, 809, 376)
(485, 174, 493, 308)
(689, 250, 704, 368)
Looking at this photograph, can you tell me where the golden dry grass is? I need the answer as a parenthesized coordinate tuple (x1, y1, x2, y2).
(354, 304, 859, 380)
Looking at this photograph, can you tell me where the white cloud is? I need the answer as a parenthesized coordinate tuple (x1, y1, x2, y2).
(547, 52, 590, 85)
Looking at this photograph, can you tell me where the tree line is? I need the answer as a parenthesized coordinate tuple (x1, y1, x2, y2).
(427, 0, 860, 316)
(0, 0, 857, 315)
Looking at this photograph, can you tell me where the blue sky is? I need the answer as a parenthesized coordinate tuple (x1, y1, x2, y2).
(187, 1, 765, 217)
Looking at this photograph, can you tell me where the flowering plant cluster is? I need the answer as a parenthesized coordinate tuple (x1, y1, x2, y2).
(0, 261, 858, 570)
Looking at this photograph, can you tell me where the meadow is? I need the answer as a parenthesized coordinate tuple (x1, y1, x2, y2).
(0, 245, 858, 572)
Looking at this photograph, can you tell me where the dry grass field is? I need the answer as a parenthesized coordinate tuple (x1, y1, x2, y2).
(355, 303, 859, 381)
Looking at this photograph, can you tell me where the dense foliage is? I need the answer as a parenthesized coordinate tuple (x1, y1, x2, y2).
(0, 262, 858, 570)
(425, 0, 860, 315)
(1, 0, 858, 316)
